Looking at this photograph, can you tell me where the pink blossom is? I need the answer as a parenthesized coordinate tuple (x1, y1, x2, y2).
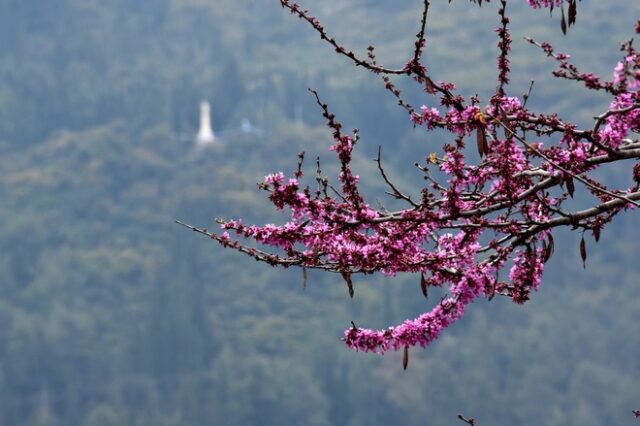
(526, 0, 562, 8)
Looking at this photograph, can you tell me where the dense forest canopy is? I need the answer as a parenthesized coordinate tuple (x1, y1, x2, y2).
(0, 1, 638, 425)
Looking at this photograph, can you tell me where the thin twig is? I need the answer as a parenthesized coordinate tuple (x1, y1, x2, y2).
(412, 0, 430, 64)
(375, 146, 419, 208)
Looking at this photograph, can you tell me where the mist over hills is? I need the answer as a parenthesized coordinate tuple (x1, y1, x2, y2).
(1, 1, 639, 425)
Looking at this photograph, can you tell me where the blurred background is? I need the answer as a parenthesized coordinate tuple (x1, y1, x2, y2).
(0, 0, 639, 425)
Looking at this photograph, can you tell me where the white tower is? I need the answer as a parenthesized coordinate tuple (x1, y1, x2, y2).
(196, 101, 215, 146)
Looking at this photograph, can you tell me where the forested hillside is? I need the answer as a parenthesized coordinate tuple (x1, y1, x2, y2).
(1, 1, 639, 425)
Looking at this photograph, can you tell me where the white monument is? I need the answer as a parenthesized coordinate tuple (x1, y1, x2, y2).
(196, 101, 215, 146)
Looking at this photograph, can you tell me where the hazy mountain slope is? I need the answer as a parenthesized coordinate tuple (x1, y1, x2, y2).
(0, 1, 638, 425)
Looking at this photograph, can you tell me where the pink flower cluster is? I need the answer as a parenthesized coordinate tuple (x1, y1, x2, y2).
(508, 248, 544, 304)
(473, 0, 562, 8)
(614, 55, 640, 91)
(526, 0, 562, 8)
(600, 93, 640, 149)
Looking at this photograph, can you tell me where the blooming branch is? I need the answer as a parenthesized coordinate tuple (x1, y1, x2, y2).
(181, 0, 640, 356)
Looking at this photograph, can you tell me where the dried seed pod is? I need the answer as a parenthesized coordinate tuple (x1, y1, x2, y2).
(341, 271, 354, 298)
(565, 175, 575, 198)
(403, 346, 409, 370)
(568, 0, 577, 26)
(580, 236, 587, 268)
(543, 234, 555, 263)
(476, 126, 489, 158)
(302, 266, 308, 289)
(420, 272, 429, 300)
